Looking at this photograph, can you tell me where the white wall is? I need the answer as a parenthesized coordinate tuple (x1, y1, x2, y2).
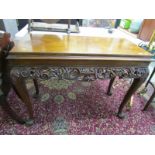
(3, 19, 18, 39)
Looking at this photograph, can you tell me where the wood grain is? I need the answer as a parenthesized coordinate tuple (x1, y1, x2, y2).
(11, 33, 151, 57)
(7, 30, 153, 121)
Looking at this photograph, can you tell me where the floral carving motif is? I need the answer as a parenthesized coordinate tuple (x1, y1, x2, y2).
(11, 66, 149, 81)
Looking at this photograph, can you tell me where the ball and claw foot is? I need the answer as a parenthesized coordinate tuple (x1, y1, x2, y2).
(25, 119, 34, 126)
(33, 93, 40, 99)
(116, 112, 126, 119)
(107, 92, 112, 96)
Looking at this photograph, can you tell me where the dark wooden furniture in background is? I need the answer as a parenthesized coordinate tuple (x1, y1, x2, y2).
(0, 32, 39, 124)
(118, 19, 155, 41)
(0, 32, 26, 124)
(138, 19, 155, 41)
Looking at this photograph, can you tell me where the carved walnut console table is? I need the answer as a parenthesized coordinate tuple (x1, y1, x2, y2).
(5, 31, 153, 124)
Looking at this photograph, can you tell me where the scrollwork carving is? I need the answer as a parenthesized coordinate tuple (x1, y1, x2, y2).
(10, 66, 149, 81)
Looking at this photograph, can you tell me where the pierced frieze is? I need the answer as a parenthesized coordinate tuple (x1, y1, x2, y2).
(10, 66, 149, 81)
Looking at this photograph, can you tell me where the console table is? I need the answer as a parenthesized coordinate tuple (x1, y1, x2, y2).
(4, 29, 153, 124)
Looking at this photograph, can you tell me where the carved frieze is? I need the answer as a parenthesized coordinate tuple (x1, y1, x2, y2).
(10, 66, 149, 81)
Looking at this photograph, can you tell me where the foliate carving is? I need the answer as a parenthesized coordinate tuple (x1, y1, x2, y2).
(10, 66, 149, 81)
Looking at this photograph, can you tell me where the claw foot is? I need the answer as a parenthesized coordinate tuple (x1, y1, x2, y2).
(33, 93, 40, 99)
(116, 112, 127, 119)
(107, 92, 112, 96)
(25, 119, 34, 126)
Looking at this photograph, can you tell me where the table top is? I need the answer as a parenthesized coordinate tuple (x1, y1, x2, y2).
(11, 32, 151, 58)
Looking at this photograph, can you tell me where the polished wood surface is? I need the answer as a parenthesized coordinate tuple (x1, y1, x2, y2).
(6, 29, 153, 123)
(11, 33, 151, 57)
